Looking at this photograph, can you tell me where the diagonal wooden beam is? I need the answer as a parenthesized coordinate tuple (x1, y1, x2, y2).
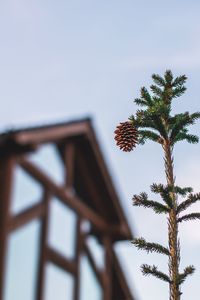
(18, 158, 109, 232)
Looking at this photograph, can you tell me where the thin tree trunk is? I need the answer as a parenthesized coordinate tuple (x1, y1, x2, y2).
(163, 140, 180, 300)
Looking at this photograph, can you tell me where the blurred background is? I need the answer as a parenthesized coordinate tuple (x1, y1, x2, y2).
(0, 0, 200, 299)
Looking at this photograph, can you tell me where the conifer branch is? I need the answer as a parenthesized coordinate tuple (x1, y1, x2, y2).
(170, 112, 200, 142)
(178, 266, 195, 285)
(173, 186, 193, 196)
(178, 213, 200, 223)
(164, 70, 173, 85)
(132, 192, 169, 214)
(133, 111, 163, 136)
(177, 193, 200, 214)
(132, 238, 170, 256)
(150, 183, 173, 208)
(179, 133, 199, 144)
(172, 75, 187, 87)
(141, 264, 171, 283)
(135, 108, 168, 139)
(138, 130, 161, 144)
(140, 87, 152, 106)
(134, 98, 148, 107)
(172, 86, 186, 98)
(150, 84, 163, 97)
(152, 73, 165, 87)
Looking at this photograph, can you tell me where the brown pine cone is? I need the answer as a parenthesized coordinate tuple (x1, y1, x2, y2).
(114, 121, 138, 152)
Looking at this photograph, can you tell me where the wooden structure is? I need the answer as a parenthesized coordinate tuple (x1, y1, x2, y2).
(0, 118, 135, 300)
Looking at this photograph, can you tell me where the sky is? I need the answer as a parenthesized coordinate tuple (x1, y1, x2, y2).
(1, 0, 200, 299)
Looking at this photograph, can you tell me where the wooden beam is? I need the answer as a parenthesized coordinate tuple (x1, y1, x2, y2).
(14, 122, 89, 146)
(36, 190, 50, 300)
(8, 201, 45, 232)
(90, 223, 130, 241)
(73, 218, 83, 300)
(60, 141, 75, 188)
(75, 149, 105, 216)
(103, 236, 113, 300)
(18, 158, 109, 232)
(0, 157, 14, 300)
(46, 247, 77, 275)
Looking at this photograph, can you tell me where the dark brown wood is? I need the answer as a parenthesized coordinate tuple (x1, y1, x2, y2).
(8, 201, 45, 232)
(0, 157, 14, 300)
(64, 142, 75, 188)
(14, 122, 89, 146)
(46, 247, 77, 275)
(73, 218, 83, 300)
(103, 236, 113, 300)
(18, 158, 109, 232)
(75, 149, 105, 215)
(90, 223, 130, 241)
(36, 190, 50, 300)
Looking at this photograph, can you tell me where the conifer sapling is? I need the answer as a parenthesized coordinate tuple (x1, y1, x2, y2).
(114, 70, 200, 300)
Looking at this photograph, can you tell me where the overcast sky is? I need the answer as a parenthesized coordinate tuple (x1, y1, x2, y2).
(1, 1, 200, 299)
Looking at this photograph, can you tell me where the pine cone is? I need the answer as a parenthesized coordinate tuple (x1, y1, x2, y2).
(114, 121, 138, 152)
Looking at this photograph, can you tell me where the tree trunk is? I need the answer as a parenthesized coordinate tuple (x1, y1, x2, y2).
(163, 140, 180, 300)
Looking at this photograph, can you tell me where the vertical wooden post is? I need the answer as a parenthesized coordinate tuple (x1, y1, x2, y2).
(0, 156, 14, 300)
(35, 190, 50, 300)
(73, 218, 83, 300)
(103, 236, 113, 300)
(64, 142, 75, 189)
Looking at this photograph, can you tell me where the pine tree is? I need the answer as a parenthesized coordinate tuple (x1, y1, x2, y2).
(114, 70, 200, 300)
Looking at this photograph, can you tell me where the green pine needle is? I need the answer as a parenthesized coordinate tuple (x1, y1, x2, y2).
(150, 183, 173, 208)
(138, 130, 161, 144)
(131, 71, 199, 147)
(134, 98, 148, 107)
(150, 84, 163, 97)
(172, 75, 187, 87)
(152, 74, 165, 87)
(140, 87, 152, 106)
(164, 70, 173, 85)
(173, 186, 193, 197)
(178, 265, 195, 285)
(141, 264, 171, 283)
(177, 193, 200, 214)
(178, 213, 200, 223)
(132, 238, 170, 256)
(132, 192, 169, 214)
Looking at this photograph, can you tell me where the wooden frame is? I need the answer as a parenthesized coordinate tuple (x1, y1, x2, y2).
(0, 118, 135, 300)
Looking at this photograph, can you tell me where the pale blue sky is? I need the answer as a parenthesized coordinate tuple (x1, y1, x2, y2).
(1, 0, 200, 299)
